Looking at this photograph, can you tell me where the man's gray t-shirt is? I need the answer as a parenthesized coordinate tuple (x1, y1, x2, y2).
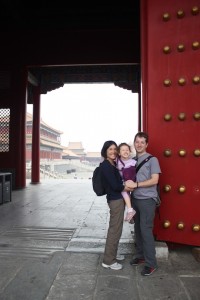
(133, 153, 161, 200)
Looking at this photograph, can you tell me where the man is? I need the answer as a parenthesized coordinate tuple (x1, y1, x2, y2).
(125, 132, 161, 276)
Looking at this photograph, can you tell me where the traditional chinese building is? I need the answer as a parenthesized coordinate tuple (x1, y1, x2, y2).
(26, 112, 64, 161)
(85, 152, 101, 164)
(66, 142, 86, 159)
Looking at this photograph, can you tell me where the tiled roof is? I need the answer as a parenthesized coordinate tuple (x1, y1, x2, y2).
(26, 113, 93, 156)
(40, 139, 64, 150)
(62, 149, 78, 156)
(26, 137, 64, 150)
(40, 119, 63, 134)
(26, 112, 63, 134)
(26, 112, 32, 121)
(68, 142, 84, 150)
(86, 152, 101, 158)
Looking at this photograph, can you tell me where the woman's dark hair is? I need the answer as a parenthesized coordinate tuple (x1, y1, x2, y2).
(101, 140, 117, 159)
(134, 132, 149, 143)
(118, 142, 131, 153)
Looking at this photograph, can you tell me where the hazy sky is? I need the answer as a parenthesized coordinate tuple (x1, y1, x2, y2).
(27, 84, 138, 153)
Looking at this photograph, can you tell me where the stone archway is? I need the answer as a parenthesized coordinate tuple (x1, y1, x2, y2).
(28, 64, 140, 103)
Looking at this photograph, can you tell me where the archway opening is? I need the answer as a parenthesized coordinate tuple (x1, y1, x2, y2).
(27, 83, 138, 180)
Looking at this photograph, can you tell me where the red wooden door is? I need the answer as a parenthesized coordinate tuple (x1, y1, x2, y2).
(141, 0, 200, 245)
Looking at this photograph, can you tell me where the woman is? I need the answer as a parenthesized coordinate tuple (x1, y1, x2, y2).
(100, 140, 131, 270)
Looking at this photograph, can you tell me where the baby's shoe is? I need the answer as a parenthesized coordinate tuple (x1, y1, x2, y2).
(125, 208, 135, 222)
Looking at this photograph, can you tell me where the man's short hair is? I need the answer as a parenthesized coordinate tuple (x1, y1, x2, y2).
(134, 132, 149, 143)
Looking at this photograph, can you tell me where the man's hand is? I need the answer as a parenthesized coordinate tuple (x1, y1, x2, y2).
(125, 180, 137, 189)
(123, 185, 133, 192)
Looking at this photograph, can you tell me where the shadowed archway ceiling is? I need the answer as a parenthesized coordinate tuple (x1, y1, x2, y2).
(1, 1, 140, 97)
(0, 1, 140, 32)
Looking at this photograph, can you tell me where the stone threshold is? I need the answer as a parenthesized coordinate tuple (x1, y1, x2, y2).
(66, 237, 169, 260)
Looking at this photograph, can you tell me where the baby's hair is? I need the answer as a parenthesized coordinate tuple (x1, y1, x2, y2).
(118, 142, 131, 153)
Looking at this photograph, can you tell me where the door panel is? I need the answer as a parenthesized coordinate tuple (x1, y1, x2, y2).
(141, 0, 200, 245)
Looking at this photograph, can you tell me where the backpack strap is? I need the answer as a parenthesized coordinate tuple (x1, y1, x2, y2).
(136, 155, 153, 173)
(116, 156, 125, 169)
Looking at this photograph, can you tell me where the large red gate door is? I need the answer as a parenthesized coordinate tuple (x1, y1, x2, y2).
(141, 0, 200, 246)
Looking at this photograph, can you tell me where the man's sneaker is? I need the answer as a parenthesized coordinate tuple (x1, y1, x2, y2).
(102, 262, 123, 270)
(130, 257, 145, 266)
(116, 254, 125, 261)
(141, 266, 157, 276)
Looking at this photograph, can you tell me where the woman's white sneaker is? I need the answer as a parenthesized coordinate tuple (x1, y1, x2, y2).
(102, 262, 123, 270)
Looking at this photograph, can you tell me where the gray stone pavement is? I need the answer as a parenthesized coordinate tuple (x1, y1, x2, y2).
(0, 179, 200, 300)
